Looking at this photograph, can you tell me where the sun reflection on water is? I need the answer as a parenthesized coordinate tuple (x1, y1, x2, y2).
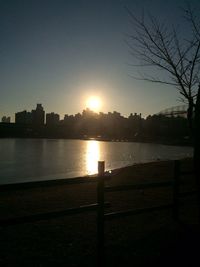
(86, 140, 100, 175)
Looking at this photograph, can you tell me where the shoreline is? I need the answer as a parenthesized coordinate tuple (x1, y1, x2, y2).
(0, 157, 198, 267)
(0, 135, 193, 146)
(0, 158, 192, 191)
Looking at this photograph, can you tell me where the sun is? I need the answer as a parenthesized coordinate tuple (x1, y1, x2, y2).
(86, 96, 102, 112)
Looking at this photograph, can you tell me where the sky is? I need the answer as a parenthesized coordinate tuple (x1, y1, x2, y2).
(0, 0, 199, 121)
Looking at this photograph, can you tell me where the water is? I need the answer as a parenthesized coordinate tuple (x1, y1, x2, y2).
(0, 138, 193, 184)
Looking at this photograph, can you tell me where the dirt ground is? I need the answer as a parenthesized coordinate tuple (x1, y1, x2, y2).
(0, 159, 199, 266)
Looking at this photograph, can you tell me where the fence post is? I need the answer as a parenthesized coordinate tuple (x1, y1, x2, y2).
(97, 161, 105, 267)
(173, 160, 180, 221)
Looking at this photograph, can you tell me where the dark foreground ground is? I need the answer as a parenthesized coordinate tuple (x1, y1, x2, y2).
(0, 159, 199, 267)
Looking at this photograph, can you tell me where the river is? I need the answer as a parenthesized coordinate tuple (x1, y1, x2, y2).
(0, 138, 193, 184)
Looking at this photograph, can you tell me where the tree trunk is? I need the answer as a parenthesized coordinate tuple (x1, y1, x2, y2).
(187, 97, 194, 133)
(194, 86, 200, 222)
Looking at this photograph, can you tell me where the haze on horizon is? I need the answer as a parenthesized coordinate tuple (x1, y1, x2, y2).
(1, 0, 199, 122)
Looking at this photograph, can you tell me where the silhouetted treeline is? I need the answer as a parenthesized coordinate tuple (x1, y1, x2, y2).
(0, 109, 190, 145)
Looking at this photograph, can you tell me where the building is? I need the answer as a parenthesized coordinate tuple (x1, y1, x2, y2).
(31, 104, 45, 125)
(15, 104, 45, 125)
(1, 116, 11, 123)
(46, 112, 60, 126)
(15, 110, 32, 124)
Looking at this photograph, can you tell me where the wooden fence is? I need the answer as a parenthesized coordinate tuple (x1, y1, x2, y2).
(0, 160, 196, 267)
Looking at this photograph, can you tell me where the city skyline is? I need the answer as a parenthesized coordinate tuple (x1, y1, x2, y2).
(0, 102, 189, 145)
(1, 102, 188, 124)
(12, 103, 143, 124)
(1, 0, 199, 121)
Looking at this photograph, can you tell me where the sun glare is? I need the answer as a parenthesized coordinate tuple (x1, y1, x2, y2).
(86, 140, 100, 175)
(86, 96, 102, 112)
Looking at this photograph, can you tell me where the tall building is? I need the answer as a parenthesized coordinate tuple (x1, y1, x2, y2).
(46, 112, 60, 126)
(15, 110, 32, 124)
(1, 116, 10, 123)
(32, 104, 45, 125)
(15, 104, 45, 125)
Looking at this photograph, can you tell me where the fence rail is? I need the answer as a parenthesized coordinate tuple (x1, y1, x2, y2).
(104, 203, 174, 220)
(105, 180, 173, 192)
(0, 203, 110, 227)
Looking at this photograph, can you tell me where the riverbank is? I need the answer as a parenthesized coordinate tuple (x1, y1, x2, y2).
(0, 134, 193, 147)
(0, 159, 199, 266)
(0, 138, 193, 185)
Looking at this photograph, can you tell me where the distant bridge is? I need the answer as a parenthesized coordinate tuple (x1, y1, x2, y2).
(156, 105, 188, 117)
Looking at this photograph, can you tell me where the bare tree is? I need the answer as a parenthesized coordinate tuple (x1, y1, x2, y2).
(127, 6, 200, 122)
(127, 4, 200, 212)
